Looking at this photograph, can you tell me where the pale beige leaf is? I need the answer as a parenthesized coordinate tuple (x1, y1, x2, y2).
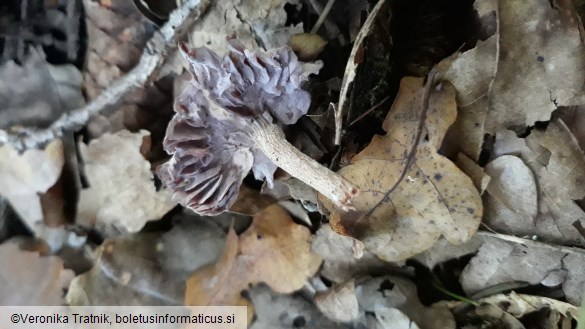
(77, 130, 175, 235)
(555, 106, 585, 151)
(492, 120, 585, 245)
(189, 0, 302, 57)
(375, 308, 421, 329)
(442, 292, 578, 320)
(438, 36, 497, 160)
(0, 140, 64, 229)
(483, 155, 538, 234)
(315, 280, 359, 322)
(237, 205, 322, 293)
(185, 227, 248, 307)
(290, 33, 327, 61)
(474, 304, 526, 329)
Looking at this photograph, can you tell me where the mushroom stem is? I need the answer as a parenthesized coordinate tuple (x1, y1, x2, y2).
(251, 122, 358, 210)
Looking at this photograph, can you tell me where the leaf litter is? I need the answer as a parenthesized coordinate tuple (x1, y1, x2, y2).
(77, 129, 175, 236)
(324, 77, 482, 262)
(67, 215, 225, 305)
(185, 204, 321, 307)
(3, 0, 585, 328)
(0, 239, 74, 305)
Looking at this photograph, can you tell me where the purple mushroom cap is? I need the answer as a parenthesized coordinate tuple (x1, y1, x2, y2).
(158, 37, 319, 215)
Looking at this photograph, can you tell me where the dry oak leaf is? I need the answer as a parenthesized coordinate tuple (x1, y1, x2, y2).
(459, 232, 585, 305)
(492, 120, 585, 246)
(77, 130, 175, 236)
(185, 204, 322, 307)
(438, 0, 585, 160)
(324, 77, 482, 261)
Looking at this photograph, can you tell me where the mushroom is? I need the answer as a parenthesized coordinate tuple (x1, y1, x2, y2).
(157, 37, 358, 215)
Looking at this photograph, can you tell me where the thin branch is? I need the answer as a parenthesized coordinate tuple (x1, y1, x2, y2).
(347, 94, 390, 127)
(306, 0, 346, 45)
(0, 0, 211, 151)
(335, 0, 386, 145)
(310, 0, 336, 34)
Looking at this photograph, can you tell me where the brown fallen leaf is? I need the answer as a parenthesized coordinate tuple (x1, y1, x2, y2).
(488, 0, 585, 123)
(555, 106, 585, 152)
(492, 120, 585, 246)
(185, 204, 322, 306)
(454, 153, 490, 194)
(419, 231, 585, 305)
(438, 35, 497, 160)
(229, 185, 277, 216)
(439, 0, 585, 161)
(324, 77, 482, 261)
(77, 130, 175, 236)
(0, 239, 74, 305)
(185, 228, 247, 307)
(436, 0, 496, 161)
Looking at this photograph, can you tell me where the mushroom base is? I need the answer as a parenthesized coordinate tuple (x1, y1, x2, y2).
(251, 121, 359, 211)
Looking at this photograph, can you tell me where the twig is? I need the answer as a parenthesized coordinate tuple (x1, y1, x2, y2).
(310, 0, 336, 34)
(335, 0, 386, 145)
(0, 0, 211, 151)
(306, 0, 346, 45)
(347, 94, 390, 127)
